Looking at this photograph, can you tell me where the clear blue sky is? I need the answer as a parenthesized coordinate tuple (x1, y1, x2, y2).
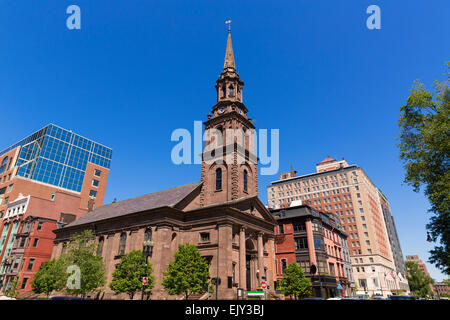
(0, 1, 448, 281)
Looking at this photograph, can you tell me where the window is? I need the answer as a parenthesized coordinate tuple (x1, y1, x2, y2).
(92, 179, 99, 187)
(27, 258, 35, 271)
(243, 170, 248, 192)
(200, 232, 210, 242)
(279, 224, 284, 234)
(89, 190, 97, 198)
(118, 233, 127, 256)
(314, 238, 322, 249)
(232, 263, 236, 283)
(97, 236, 104, 257)
(33, 238, 39, 248)
(369, 257, 374, 263)
(51, 193, 55, 202)
(281, 259, 287, 274)
(229, 86, 234, 97)
(19, 237, 26, 248)
(294, 237, 308, 250)
(216, 168, 222, 191)
(0, 156, 8, 174)
(7, 184, 13, 193)
(3, 197, 9, 205)
(37, 222, 43, 231)
(94, 169, 102, 177)
(144, 228, 152, 242)
(21, 278, 29, 290)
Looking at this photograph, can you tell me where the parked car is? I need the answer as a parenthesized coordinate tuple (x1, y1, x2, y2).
(389, 295, 414, 300)
(49, 296, 85, 300)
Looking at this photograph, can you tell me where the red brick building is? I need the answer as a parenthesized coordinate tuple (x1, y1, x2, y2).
(270, 204, 354, 298)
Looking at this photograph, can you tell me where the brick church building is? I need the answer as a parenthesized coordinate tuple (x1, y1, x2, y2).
(52, 30, 277, 300)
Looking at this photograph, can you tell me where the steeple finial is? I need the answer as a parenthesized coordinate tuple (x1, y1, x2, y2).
(223, 20, 235, 70)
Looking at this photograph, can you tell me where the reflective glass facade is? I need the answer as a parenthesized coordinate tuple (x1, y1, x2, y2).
(0, 124, 112, 193)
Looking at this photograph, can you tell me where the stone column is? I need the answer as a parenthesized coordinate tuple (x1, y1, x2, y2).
(239, 226, 246, 290)
(257, 232, 264, 284)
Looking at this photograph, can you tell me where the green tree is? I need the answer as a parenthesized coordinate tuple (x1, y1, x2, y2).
(406, 261, 434, 298)
(31, 259, 67, 298)
(162, 243, 210, 300)
(109, 250, 155, 299)
(6, 277, 21, 299)
(280, 263, 312, 299)
(398, 63, 450, 275)
(62, 230, 106, 298)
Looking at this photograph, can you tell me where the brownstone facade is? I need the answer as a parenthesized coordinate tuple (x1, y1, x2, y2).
(52, 30, 276, 300)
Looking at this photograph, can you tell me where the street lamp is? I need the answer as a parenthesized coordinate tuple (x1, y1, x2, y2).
(141, 240, 154, 300)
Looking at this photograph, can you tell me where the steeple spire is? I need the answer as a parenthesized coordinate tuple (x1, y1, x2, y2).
(223, 28, 235, 71)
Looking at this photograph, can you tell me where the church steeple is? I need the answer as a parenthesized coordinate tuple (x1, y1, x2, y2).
(223, 30, 236, 71)
(214, 29, 245, 107)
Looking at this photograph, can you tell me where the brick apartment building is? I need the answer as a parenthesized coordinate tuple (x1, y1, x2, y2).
(0, 124, 112, 294)
(270, 204, 355, 298)
(52, 30, 277, 300)
(267, 158, 409, 297)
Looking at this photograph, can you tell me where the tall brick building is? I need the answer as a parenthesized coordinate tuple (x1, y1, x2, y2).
(267, 157, 409, 297)
(52, 30, 277, 300)
(0, 124, 112, 293)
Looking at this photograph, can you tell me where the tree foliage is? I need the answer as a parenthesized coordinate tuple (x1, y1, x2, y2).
(61, 230, 106, 297)
(162, 243, 210, 300)
(31, 259, 67, 297)
(280, 262, 312, 299)
(406, 261, 434, 298)
(6, 277, 21, 299)
(398, 62, 450, 275)
(109, 250, 155, 299)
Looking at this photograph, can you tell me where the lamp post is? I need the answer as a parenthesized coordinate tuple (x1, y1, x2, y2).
(141, 240, 154, 300)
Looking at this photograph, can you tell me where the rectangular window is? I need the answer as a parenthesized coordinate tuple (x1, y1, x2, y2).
(33, 238, 39, 248)
(92, 179, 99, 187)
(94, 169, 102, 177)
(294, 237, 308, 250)
(281, 259, 287, 274)
(7, 184, 13, 193)
(200, 232, 210, 242)
(37, 222, 43, 231)
(27, 258, 35, 271)
(314, 238, 322, 249)
(89, 190, 97, 198)
(51, 193, 55, 202)
(279, 224, 284, 234)
(21, 278, 29, 290)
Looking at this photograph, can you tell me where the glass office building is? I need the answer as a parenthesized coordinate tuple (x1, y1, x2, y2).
(0, 124, 112, 193)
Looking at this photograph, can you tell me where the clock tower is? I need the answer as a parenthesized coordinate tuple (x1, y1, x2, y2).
(199, 29, 258, 206)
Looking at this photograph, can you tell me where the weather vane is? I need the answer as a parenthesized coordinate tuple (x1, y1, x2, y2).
(225, 19, 231, 32)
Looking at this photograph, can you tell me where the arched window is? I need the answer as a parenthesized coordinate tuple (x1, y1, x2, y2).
(216, 168, 222, 191)
(144, 228, 152, 242)
(97, 236, 104, 257)
(118, 232, 127, 255)
(229, 86, 234, 97)
(243, 170, 248, 192)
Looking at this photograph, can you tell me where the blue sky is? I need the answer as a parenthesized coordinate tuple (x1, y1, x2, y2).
(0, 0, 448, 281)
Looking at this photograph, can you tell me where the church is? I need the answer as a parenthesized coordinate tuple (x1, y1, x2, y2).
(52, 29, 277, 300)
